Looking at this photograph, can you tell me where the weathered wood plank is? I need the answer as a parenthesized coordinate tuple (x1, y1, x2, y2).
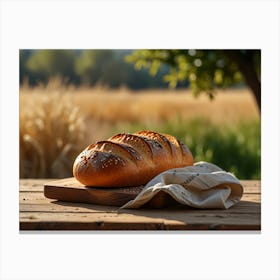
(19, 179, 261, 194)
(20, 192, 47, 202)
(19, 179, 261, 230)
(19, 191, 261, 205)
(19, 200, 261, 214)
(241, 194, 261, 202)
(20, 179, 55, 192)
(20, 202, 119, 213)
(19, 211, 260, 230)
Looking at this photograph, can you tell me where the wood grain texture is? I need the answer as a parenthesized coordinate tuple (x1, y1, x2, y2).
(44, 177, 178, 208)
(19, 179, 261, 230)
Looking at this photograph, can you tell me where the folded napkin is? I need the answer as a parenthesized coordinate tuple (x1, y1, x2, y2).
(121, 161, 244, 209)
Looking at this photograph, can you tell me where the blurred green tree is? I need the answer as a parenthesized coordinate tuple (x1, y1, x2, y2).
(74, 50, 172, 88)
(75, 50, 114, 85)
(20, 49, 178, 89)
(125, 50, 261, 113)
(20, 50, 33, 84)
(26, 50, 77, 84)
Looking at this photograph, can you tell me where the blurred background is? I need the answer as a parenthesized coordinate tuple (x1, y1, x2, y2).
(20, 49, 261, 180)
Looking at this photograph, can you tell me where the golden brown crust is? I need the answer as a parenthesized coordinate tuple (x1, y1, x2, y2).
(109, 133, 153, 161)
(136, 130, 172, 156)
(161, 133, 183, 162)
(94, 140, 141, 165)
(73, 130, 194, 187)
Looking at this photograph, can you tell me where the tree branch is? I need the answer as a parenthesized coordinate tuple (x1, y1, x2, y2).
(224, 50, 261, 113)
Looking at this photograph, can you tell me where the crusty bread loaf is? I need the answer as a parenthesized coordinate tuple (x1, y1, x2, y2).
(73, 130, 193, 187)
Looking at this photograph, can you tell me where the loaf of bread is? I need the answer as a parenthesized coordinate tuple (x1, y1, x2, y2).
(73, 130, 194, 187)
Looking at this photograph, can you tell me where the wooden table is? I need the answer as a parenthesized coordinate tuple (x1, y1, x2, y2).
(20, 179, 261, 231)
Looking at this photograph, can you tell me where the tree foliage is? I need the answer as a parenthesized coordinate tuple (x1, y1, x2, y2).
(20, 49, 171, 89)
(26, 50, 77, 84)
(75, 50, 114, 85)
(126, 50, 261, 110)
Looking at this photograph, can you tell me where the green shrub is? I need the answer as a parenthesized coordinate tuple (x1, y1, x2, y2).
(117, 118, 261, 179)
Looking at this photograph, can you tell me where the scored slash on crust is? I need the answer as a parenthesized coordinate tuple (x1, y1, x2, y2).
(73, 130, 194, 187)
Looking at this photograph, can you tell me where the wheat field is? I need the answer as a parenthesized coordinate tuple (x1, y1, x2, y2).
(20, 82, 259, 138)
(20, 82, 260, 179)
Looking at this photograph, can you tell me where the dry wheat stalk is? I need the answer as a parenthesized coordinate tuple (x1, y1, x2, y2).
(20, 90, 86, 178)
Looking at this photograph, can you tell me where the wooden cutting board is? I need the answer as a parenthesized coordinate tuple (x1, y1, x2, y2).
(44, 177, 177, 208)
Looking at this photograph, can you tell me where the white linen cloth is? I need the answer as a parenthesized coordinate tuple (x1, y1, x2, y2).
(121, 161, 244, 209)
